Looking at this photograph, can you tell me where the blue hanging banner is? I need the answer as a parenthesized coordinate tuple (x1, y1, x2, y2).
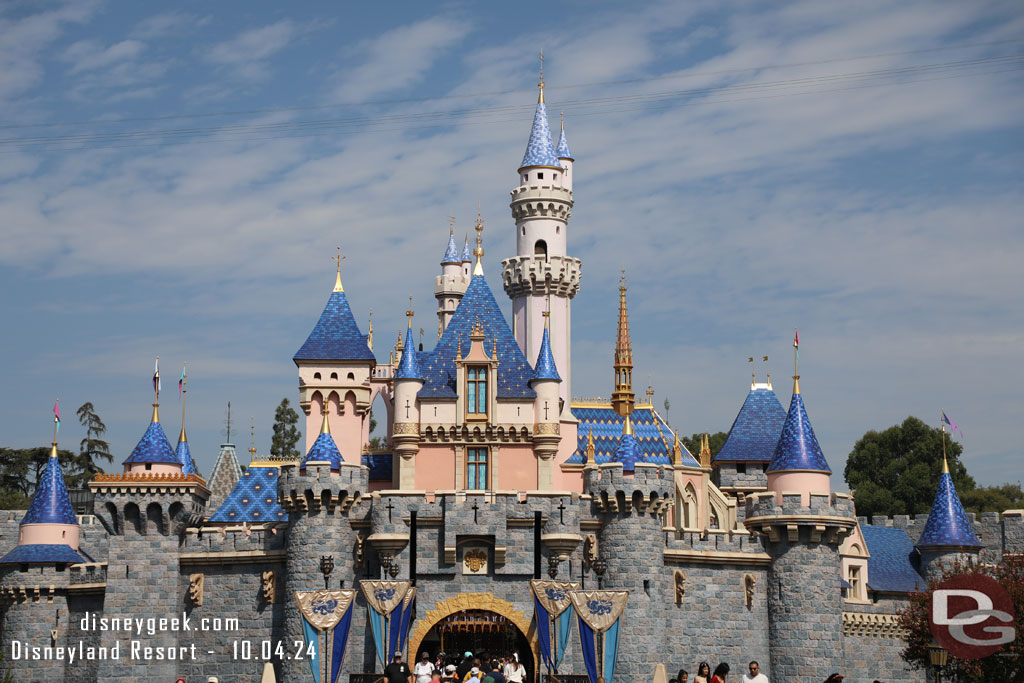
(530, 579, 580, 673)
(569, 590, 628, 683)
(360, 580, 412, 669)
(295, 589, 358, 683)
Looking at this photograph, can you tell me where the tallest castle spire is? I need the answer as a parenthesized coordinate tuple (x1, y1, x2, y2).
(611, 272, 635, 417)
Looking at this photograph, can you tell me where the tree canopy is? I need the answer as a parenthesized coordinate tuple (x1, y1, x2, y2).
(681, 431, 728, 460)
(74, 401, 113, 483)
(845, 416, 975, 519)
(271, 398, 302, 458)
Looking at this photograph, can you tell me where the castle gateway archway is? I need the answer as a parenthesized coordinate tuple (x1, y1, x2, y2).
(409, 593, 538, 678)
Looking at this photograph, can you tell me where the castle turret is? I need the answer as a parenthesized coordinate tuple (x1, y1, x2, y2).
(501, 72, 580, 418)
(392, 315, 425, 489)
(915, 441, 983, 580)
(530, 315, 562, 489)
(175, 364, 198, 475)
(610, 274, 635, 417)
(435, 224, 470, 338)
(294, 253, 376, 457)
(744, 336, 856, 682)
(556, 111, 573, 192)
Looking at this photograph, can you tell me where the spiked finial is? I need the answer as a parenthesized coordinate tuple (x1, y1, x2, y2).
(249, 418, 257, 457)
(406, 296, 414, 328)
(763, 355, 771, 386)
(748, 356, 756, 386)
(672, 431, 682, 466)
(538, 49, 545, 103)
(611, 270, 635, 417)
(699, 433, 712, 469)
(585, 427, 596, 465)
(623, 412, 633, 436)
(320, 402, 331, 434)
(333, 247, 345, 292)
(473, 212, 485, 276)
(793, 328, 800, 394)
(179, 362, 188, 443)
(941, 415, 950, 474)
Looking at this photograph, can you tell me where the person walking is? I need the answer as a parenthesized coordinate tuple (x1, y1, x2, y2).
(741, 661, 768, 683)
(710, 663, 730, 683)
(384, 653, 413, 683)
(503, 653, 526, 683)
(415, 652, 436, 683)
(694, 662, 711, 683)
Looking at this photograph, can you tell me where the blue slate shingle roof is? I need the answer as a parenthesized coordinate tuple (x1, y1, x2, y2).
(123, 420, 180, 465)
(767, 391, 831, 473)
(916, 472, 983, 549)
(363, 453, 393, 481)
(294, 291, 376, 362)
(301, 431, 344, 470)
(861, 525, 925, 592)
(177, 439, 198, 476)
(612, 429, 640, 473)
(21, 453, 77, 525)
(394, 327, 425, 381)
(418, 275, 536, 400)
(0, 544, 85, 565)
(530, 327, 561, 382)
(208, 466, 287, 523)
(715, 386, 787, 463)
(462, 237, 472, 263)
(556, 127, 572, 160)
(520, 101, 561, 169)
(567, 405, 699, 467)
(442, 231, 460, 264)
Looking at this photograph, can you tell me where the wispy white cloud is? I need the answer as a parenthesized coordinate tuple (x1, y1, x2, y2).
(205, 20, 296, 81)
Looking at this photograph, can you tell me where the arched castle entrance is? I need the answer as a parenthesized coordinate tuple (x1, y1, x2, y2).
(409, 593, 538, 677)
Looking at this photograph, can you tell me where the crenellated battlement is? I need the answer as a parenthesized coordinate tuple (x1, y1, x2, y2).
(584, 463, 673, 514)
(278, 462, 368, 513)
(744, 491, 857, 544)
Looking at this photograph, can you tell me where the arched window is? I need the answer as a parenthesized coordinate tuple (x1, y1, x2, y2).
(330, 372, 338, 380)
(347, 372, 355, 380)
(314, 372, 321, 379)
(534, 240, 547, 257)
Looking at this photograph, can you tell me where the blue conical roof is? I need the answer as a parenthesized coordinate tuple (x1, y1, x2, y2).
(294, 291, 375, 362)
(715, 385, 787, 463)
(461, 237, 472, 263)
(177, 438, 198, 476)
(300, 432, 344, 470)
(123, 419, 180, 465)
(612, 421, 641, 473)
(395, 326, 425, 381)
(556, 127, 573, 160)
(767, 390, 831, 473)
(916, 470, 982, 549)
(519, 101, 560, 170)
(21, 449, 77, 525)
(531, 327, 561, 382)
(442, 231, 459, 265)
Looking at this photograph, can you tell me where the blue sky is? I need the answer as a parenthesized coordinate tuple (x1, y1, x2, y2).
(1, 0, 1022, 490)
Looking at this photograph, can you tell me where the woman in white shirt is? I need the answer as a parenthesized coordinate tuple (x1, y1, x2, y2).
(503, 653, 526, 683)
(414, 652, 435, 683)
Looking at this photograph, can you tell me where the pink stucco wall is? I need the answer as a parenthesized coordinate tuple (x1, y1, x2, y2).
(553, 420, 582, 492)
(124, 463, 181, 475)
(20, 523, 80, 550)
(416, 445, 455, 491)
(497, 445, 537, 491)
(767, 471, 831, 505)
(305, 391, 365, 461)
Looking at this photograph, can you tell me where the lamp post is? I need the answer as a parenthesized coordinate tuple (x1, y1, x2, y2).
(547, 555, 561, 579)
(928, 641, 948, 683)
(319, 555, 334, 590)
(593, 557, 608, 589)
(379, 552, 399, 579)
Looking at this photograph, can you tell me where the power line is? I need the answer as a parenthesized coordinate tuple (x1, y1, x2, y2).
(1, 54, 1020, 153)
(0, 38, 1020, 131)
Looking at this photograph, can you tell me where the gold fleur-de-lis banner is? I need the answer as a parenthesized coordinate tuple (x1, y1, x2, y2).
(569, 590, 629, 633)
(295, 590, 357, 631)
(359, 580, 410, 617)
(530, 579, 580, 617)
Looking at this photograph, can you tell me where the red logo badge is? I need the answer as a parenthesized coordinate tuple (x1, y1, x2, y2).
(931, 573, 1015, 659)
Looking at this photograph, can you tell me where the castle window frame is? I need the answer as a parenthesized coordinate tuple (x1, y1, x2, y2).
(848, 565, 863, 600)
(466, 366, 488, 419)
(466, 447, 489, 490)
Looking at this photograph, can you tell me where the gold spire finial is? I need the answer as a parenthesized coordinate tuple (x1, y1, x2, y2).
(449, 215, 455, 235)
(623, 412, 633, 436)
(538, 49, 545, 103)
(473, 212, 485, 276)
(456, 332, 463, 360)
(763, 355, 771, 386)
(612, 270, 635, 417)
(406, 296, 414, 328)
(332, 247, 345, 292)
(179, 362, 188, 443)
(671, 431, 682, 466)
(792, 328, 800, 394)
(152, 354, 160, 422)
(585, 427, 596, 465)
(560, 110, 564, 131)
(320, 402, 331, 435)
(699, 432, 712, 469)
(646, 378, 654, 402)
(941, 412, 950, 474)
(249, 418, 256, 457)
(748, 356, 756, 386)
(367, 307, 374, 350)
(52, 397, 59, 455)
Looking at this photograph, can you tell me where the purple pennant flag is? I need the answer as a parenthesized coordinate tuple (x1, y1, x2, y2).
(942, 411, 963, 438)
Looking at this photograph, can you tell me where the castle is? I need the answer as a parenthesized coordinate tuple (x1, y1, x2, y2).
(2, 77, 1020, 683)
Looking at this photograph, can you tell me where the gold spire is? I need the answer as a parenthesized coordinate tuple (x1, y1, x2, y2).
(763, 355, 771, 387)
(153, 354, 160, 422)
(179, 362, 188, 443)
(792, 328, 800, 394)
(560, 110, 564, 131)
(941, 415, 950, 474)
(473, 211, 485, 276)
(748, 356, 756, 386)
(407, 296, 414, 328)
(449, 215, 455, 235)
(537, 49, 545, 103)
(645, 378, 654, 403)
(543, 295, 551, 330)
(367, 308, 374, 350)
(585, 427, 596, 465)
(623, 412, 633, 436)
(699, 432, 712, 469)
(671, 431, 682, 466)
(611, 270, 635, 417)
(333, 246, 344, 292)
(320, 403, 331, 434)
(52, 398, 59, 458)
(456, 332, 463, 360)
(249, 418, 257, 458)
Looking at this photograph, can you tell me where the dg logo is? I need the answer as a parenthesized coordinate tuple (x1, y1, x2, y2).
(931, 573, 1015, 659)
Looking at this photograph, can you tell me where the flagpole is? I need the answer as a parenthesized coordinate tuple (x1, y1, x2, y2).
(180, 363, 188, 442)
(53, 399, 59, 445)
(940, 412, 949, 474)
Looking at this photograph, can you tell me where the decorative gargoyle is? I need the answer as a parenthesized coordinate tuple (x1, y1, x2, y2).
(188, 573, 204, 607)
(261, 570, 276, 604)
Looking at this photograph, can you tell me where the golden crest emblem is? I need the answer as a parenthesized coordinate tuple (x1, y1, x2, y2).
(464, 549, 487, 573)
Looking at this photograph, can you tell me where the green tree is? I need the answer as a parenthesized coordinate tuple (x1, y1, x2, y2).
(367, 410, 385, 451)
(845, 416, 975, 519)
(900, 556, 1024, 682)
(680, 431, 728, 459)
(73, 401, 112, 486)
(0, 446, 74, 509)
(962, 483, 1024, 514)
(271, 398, 301, 458)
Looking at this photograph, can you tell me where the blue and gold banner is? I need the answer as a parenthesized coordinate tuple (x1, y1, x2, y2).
(569, 590, 628, 683)
(530, 579, 579, 672)
(295, 590, 357, 683)
(359, 580, 414, 669)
